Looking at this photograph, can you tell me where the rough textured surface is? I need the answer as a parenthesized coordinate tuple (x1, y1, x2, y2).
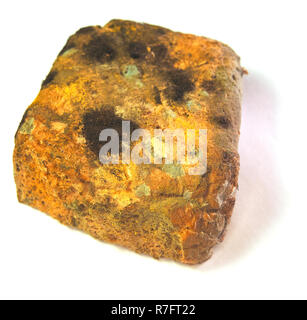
(13, 20, 244, 264)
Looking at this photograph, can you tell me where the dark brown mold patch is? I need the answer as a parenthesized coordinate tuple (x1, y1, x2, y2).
(201, 78, 217, 93)
(212, 116, 232, 129)
(164, 69, 195, 102)
(153, 86, 162, 104)
(41, 70, 58, 88)
(128, 41, 147, 60)
(84, 34, 116, 63)
(222, 150, 236, 163)
(151, 44, 168, 62)
(82, 108, 139, 158)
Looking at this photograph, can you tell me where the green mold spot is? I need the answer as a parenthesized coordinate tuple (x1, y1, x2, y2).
(135, 79, 144, 88)
(164, 108, 177, 119)
(162, 164, 185, 178)
(200, 90, 209, 97)
(62, 48, 78, 57)
(186, 100, 201, 112)
(19, 117, 35, 135)
(122, 65, 140, 79)
(135, 183, 151, 197)
(183, 190, 192, 200)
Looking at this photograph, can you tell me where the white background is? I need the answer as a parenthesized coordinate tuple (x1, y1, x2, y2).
(0, 0, 306, 300)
